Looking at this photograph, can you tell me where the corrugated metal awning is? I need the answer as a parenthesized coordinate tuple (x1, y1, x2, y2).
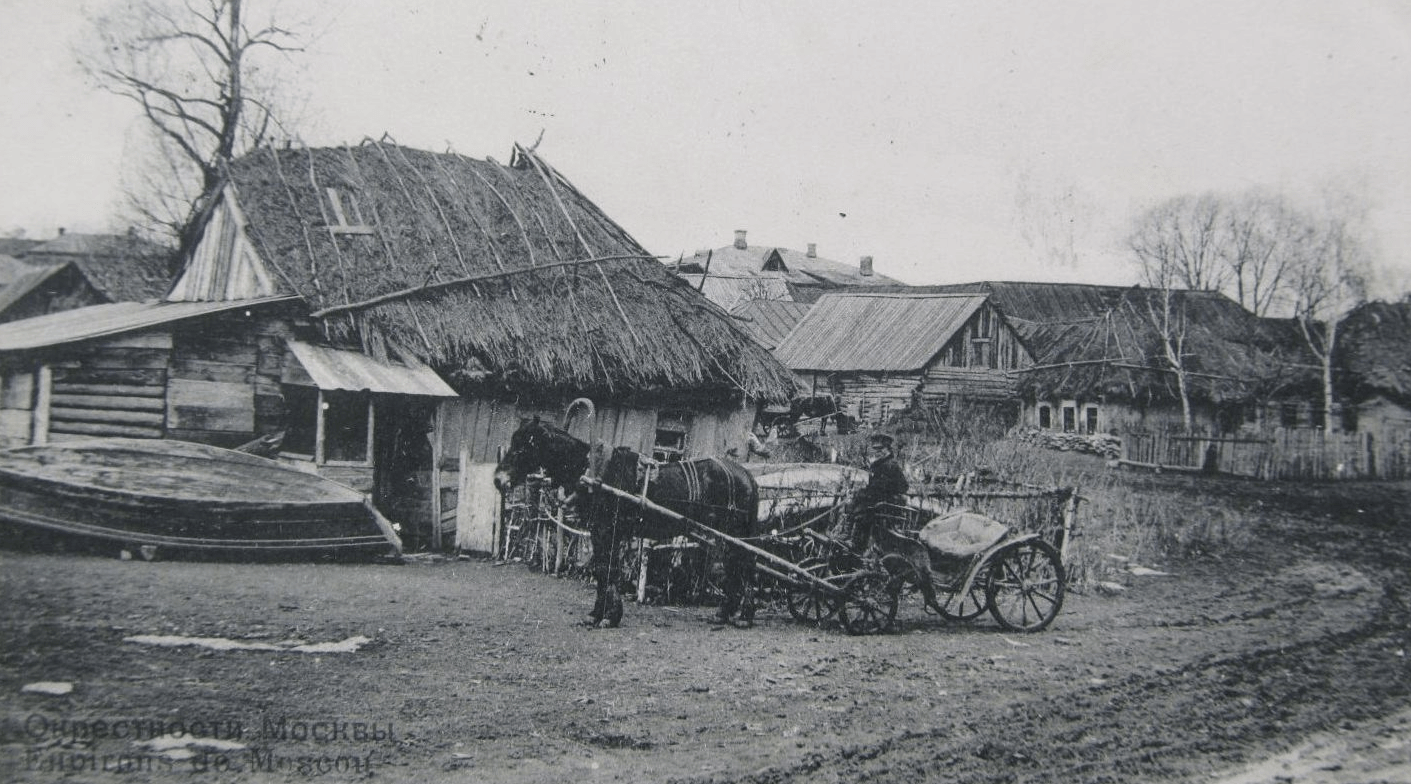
(285, 341, 458, 397)
(0, 297, 299, 352)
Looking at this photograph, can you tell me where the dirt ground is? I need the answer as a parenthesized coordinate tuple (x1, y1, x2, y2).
(1, 476, 1409, 783)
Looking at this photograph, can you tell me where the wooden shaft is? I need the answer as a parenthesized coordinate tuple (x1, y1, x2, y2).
(580, 477, 845, 594)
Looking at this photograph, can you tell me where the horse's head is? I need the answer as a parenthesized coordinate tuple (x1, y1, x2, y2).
(493, 416, 589, 495)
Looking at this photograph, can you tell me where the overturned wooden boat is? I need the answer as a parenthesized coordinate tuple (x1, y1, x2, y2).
(0, 438, 401, 558)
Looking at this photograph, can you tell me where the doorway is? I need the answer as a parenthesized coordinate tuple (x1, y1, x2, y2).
(374, 398, 436, 551)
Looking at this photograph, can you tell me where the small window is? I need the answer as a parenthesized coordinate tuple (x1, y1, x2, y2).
(1062, 406, 1076, 433)
(1085, 406, 1099, 434)
(653, 410, 692, 462)
(323, 188, 375, 236)
(1038, 405, 1051, 429)
(1280, 403, 1300, 428)
(977, 308, 992, 338)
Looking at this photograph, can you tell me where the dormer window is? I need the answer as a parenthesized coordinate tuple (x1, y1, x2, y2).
(323, 188, 375, 236)
(761, 249, 788, 273)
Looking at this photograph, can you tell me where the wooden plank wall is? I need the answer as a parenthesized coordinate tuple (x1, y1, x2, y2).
(167, 311, 292, 447)
(0, 368, 35, 447)
(47, 333, 171, 442)
(433, 396, 754, 549)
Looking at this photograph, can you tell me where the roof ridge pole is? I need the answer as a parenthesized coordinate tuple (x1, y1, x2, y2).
(517, 145, 642, 347)
(307, 254, 660, 318)
(267, 147, 326, 300)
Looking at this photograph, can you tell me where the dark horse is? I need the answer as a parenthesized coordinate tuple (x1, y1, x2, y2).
(493, 418, 760, 627)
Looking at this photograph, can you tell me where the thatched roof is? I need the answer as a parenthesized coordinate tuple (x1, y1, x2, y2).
(196, 141, 794, 400)
(1337, 300, 1411, 406)
(848, 281, 1314, 405)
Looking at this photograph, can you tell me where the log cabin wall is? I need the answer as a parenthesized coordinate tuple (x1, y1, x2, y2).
(46, 332, 172, 443)
(920, 302, 1029, 405)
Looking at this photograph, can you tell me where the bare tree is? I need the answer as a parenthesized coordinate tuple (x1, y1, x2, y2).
(1290, 214, 1369, 431)
(1128, 193, 1229, 293)
(1220, 190, 1313, 317)
(79, 0, 306, 250)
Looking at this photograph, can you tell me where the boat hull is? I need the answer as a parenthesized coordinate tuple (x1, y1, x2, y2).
(0, 438, 402, 557)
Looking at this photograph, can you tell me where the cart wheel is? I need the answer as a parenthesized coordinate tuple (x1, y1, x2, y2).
(935, 572, 990, 622)
(785, 557, 842, 624)
(838, 570, 899, 635)
(985, 539, 1065, 632)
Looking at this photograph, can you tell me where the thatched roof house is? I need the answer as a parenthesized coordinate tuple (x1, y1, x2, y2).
(0, 142, 794, 553)
(171, 142, 792, 402)
(1336, 299, 1411, 431)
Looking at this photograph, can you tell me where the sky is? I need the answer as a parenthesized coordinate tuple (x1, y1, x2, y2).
(2, 1, 1410, 296)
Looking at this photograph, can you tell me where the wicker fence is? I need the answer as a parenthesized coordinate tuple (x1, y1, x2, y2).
(1122, 427, 1411, 481)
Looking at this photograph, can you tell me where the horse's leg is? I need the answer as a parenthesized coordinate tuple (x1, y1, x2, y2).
(715, 552, 741, 623)
(737, 555, 757, 627)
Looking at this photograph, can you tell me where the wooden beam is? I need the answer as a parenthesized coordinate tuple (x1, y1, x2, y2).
(308, 254, 662, 318)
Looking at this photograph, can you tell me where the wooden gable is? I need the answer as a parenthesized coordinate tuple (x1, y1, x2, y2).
(168, 186, 280, 302)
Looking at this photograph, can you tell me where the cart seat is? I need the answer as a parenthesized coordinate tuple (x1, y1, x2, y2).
(918, 511, 1009, 558)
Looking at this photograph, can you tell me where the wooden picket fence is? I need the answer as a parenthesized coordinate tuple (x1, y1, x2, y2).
(1122, 427, 1411, 481)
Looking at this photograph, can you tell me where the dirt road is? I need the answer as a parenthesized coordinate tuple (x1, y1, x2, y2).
(2, 479, 1408, 783)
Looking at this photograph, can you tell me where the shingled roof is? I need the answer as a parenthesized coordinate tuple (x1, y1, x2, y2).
(773, 293, 990, 372)
(171, 141, 795, 401)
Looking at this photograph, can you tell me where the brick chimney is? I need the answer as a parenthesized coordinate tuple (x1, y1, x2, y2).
(806, 243, 817, 258)
(859, 256, 874, 276)
(734, 230, 748, 250)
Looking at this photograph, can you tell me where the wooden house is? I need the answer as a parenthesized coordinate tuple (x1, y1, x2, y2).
(669, 231, 904, 311)
(771, 292, 1032, 427)
(851, 281, 1314, 435)
(0, 142, 794, 552)
(1336, 299, 1411, 434)
(0, 232, 172, 323)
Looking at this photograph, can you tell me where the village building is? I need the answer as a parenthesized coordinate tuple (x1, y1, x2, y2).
(0, 231, 171, 323)
(1336, 299, 1411, 434)
(0, 142, 794, 552)
(770, 292, 1033, 428)
(668, 230, 904, 311)
(841, 281, 1316, 435)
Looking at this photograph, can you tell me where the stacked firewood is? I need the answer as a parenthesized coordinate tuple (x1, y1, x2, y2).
(1018, 428, 1122, 459)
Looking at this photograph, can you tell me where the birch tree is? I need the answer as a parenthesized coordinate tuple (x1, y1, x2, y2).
(79, 0, 306, 251)
(1290, 215, 1369, 431)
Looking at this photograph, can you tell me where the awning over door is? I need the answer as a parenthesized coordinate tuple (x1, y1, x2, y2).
(284, 341, 458, 397)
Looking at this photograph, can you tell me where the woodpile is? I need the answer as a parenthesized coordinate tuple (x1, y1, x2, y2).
(1019, 427, 1122, 459)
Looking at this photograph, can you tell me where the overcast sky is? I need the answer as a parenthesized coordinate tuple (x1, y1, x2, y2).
(2, 1, 1409, 294)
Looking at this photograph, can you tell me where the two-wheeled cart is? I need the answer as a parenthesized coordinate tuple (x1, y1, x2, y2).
(581, 479, 1067, 635)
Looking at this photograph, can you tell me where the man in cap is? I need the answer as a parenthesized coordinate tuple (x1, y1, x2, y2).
(845, 433, 909, 553)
